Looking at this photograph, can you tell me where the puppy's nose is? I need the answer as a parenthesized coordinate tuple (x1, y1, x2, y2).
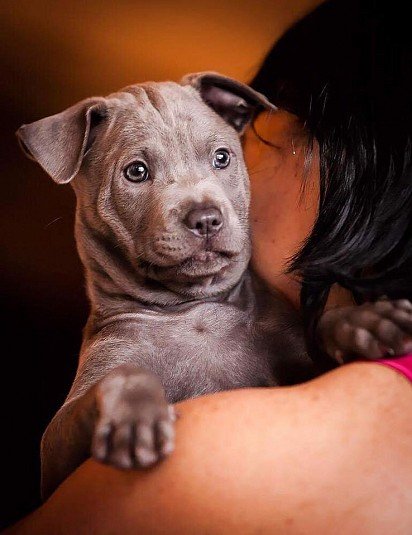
(184, 207, 223, 237)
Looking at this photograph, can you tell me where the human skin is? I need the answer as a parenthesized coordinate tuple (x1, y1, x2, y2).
(7, 111, 412, 534)
(8, 362, 412, 535)
(244, 110, 354, 309)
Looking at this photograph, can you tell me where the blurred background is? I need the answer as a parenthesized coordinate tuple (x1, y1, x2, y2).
(0, 0, 322, 528)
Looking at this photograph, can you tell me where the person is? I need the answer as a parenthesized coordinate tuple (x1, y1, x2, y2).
(6, 0, 412, 532)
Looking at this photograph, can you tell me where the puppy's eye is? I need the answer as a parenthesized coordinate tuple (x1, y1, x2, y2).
(124, 161, 149, 183)
(213, 149, 231, 169)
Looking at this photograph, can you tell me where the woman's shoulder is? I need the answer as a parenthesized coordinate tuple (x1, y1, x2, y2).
(7, 361, 412, 535)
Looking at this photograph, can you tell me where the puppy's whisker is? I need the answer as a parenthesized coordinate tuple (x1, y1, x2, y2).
(44, 216, 63, 229)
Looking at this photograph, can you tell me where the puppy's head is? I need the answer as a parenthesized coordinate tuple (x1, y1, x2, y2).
(16, 73, 276, 301)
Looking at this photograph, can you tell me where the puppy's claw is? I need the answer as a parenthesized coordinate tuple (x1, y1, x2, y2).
(168, 405, 179, 421)
(135, 447, 158, 468)
(157, 419, 175, 458)
(109, 424, 133, 469)
(92, 421, 112, 461)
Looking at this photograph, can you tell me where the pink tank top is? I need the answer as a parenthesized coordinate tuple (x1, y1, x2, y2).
(375, 353, 412, 382)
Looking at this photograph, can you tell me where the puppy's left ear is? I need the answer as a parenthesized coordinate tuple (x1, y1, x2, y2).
(181, 72, 277, 134)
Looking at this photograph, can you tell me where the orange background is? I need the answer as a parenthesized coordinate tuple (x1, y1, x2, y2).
(1, 0, 321, 112)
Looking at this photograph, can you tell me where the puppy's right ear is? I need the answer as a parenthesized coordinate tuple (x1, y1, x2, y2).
(182, 72, 277, 135)
(16, 97, 107, 184)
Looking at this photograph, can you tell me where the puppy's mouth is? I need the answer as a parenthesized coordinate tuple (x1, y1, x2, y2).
(177, 250, 232, 277)
(138, 250, 234, 283)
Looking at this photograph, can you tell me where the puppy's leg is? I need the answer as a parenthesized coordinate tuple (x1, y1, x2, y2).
(41, 359, 175, 500)
(317, 299, 412, 363)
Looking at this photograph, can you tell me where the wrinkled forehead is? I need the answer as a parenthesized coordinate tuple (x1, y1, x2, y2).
(105, 82, 237, 151)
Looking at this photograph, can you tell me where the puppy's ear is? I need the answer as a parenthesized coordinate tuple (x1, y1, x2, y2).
(16, 97, 107, 184)
(181, 72, 277, 134)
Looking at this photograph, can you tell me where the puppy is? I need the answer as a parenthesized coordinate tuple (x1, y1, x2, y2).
(17, 72, 412, 499)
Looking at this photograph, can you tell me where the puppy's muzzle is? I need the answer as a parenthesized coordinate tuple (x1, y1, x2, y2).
(183, 206, 223, 238)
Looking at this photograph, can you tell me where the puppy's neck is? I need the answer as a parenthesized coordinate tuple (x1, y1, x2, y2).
(76, 219, 249, 319)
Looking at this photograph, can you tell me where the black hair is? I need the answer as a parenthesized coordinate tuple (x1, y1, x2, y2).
(251, 0, 412, 345)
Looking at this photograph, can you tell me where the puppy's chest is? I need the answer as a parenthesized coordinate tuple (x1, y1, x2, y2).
(135, 302, 284, 402)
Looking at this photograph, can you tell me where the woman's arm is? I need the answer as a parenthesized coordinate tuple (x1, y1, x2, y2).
(8, 362, 412, 535)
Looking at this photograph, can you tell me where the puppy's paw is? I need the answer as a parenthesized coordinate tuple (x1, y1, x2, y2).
(91, 365, 175, 470)
(318, 299, 412, 363)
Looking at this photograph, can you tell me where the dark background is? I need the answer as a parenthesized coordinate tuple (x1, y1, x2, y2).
(0, 0, 321, 528)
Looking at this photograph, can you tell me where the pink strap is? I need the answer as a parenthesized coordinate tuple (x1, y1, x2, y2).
(375, 353, 412, 382)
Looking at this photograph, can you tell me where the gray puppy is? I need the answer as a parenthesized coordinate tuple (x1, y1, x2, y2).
(17, 72, 412, 499)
